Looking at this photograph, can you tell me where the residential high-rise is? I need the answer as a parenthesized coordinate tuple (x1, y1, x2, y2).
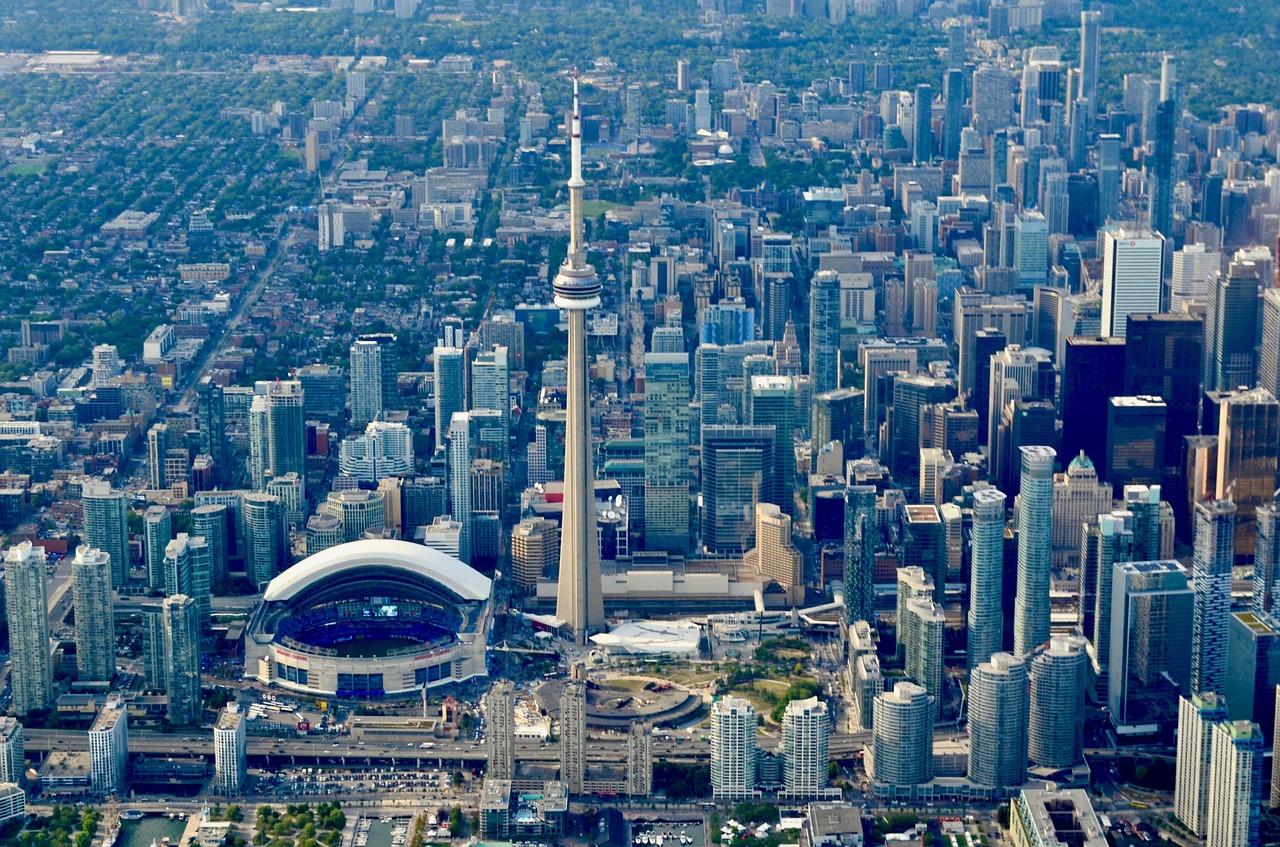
(88, 700, 127, 797)
(296, 363, 346, 423)
(1194, 499, 1238, 694)
(190, 504, 228, 588)
(350, 338, 385, 427)
(142, 505, 171, 589)
(809, 270, 842, 395)
(903, 597, 945, 719)
(242, 492, 285, 589)
(339, 421, 415, 483)
(710, 697, 758, 801)
(162, 594, 202, 727)
(626, 721, 653, 797)
(700, 425, 776, 554)
(553, 77, 605, 646)
(560, 680, 586, 794)
(447, 412, 474, 564)
(1206, 720, 1265, 847)
(1254, 501, 1280, 616)
(746, 375, 796, 515)
(1101, 229, 1164, 339)
(1216, 388, 1280, 557)
(1014, 445, 1056, 657)
(1107, 559, 1193, 732)
(1272, 686, 1280, 810)
(471, 345, 510, 464)
(968, 488, 1008, 668)
(163, 533, 212, 627)
(744, 503, 803, 605)
(214, 703, 247, 796)
(72, 546, 116, 683)
(844, 484, 877, 624)
(262, 380, 306, 497)
(1204, 264, 1261, 393)
(433, 345, 466, 452)
(853, 654, 881, 732)
(967, 652, 1028, 789)
(644, 352, 691, 552)
(781, 696, 829, 799)
(196, 376, 228, 486)
(903, 504, 945, 593)
(0, 719, 23, 784)
(5, 542, 51, 716)
(870, 682, 932, 787)
(485, 680, 515, 781)
(896, 566, 934, 665)
(1177, 691, 1231, 836)
(319, 489, 386, 542)
(1027, 635, 1087, 771)
(82, 479, 130, 588)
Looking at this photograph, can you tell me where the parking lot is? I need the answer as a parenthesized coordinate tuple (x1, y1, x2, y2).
(254, 766, 471, 800)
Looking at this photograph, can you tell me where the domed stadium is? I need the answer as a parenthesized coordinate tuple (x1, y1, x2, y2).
(244, 539, 492, 698)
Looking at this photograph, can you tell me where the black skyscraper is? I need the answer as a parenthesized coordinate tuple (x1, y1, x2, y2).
(1124, 312, 1204, 469)
(1061, 336, 1126, 466)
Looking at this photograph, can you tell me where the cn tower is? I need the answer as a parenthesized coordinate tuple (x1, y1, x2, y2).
(554, 73, 605, 644)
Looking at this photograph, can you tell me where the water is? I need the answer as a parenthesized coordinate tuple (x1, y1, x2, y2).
(117, 817, 188, 847)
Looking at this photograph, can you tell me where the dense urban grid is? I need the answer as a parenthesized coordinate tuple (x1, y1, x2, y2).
(0, 0, 1279, 845)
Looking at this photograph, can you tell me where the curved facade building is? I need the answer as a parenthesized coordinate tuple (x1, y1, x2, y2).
(1014, 445, 1056, 657)
(1028, 635, 1087, 770)
(871, 682, 932, 788)
(968, 652, 1028, 788)
(967, 488, 1007, 668)
(244, 539, 492, 697)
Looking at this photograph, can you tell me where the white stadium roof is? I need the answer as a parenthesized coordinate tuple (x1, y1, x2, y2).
(262, 539, 492, 603)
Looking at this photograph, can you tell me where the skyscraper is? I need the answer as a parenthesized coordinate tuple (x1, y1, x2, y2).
(82, 479, 130, 588)
(433, 344, 466, 452)
(780, 696, 829, 799)
(1060, 336, 1126, 466)
(903, 597, 945, 719)
(1254, 501, 1280, 616)
(942, 68, 964, 161)
(1014, 445, 1056, 657)
(809, 270, 842, 394)
(844, 484, 877, 625)
(644, 352, 690, 552)
(870, 682, 932, 787)
(4, 542, 52, 716)
(72, 546, 116, 683)
(1149, 56, 1177, 238)
(1177, 691, 1230, 837)
(1206, 720, 1265, 847)
(88, 700, 127, 797)
(349, 338, 384, 427)
(1225, 610, 1280, 743)
(626, 721, 653, 797)
(1078, 11, 1101, 126)
(1027, 635, 1087, 771)
(560, 679, 587, 794)
(485, 680, 515, 781)
(1204, 264, 1261, 393)
(1193, 499, 1237, 695)
(191, 503, 228, 588)
(968, 487, 1008, 668)
(912, 84, 933, 163)
(471, 345, 510, 463)
(711, 697, 757, 800)
(1106, 559, 1193, 731)
(553, 77, 605, 645)
(1123, 312, 1205, 471)
(162, 594, 202, 727)
(747, 375, 796, 515)
(163, 533, 212, 627)
(262, 380, 306, 497)
(0, 718, 23, 784)
(1171, 244, 1222, 314)
(1101, 229, 1164, 339)
(745, 503, 804, 605)
(967, 652, 1028, 789)
(447, 412, 473, 565)
(142, 505, 171, 590)
(701, 425, 776, 555)
(196, 376, 228, 486)
(242, 492, 285, 589)
(1216, 388, 1280, 557)
(214, 703, 247, 796)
